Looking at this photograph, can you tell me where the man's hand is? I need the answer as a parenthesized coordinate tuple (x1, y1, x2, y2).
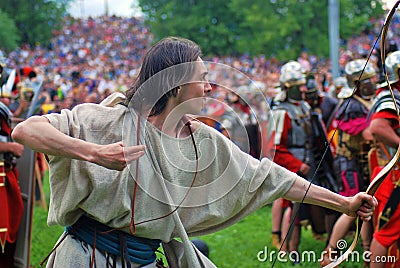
(345, 192, 378, 221)
(0, 142, 25, 157)
(9, 142, 25, 157)
(299, 163, 310, 176)
(94, 142, 146, 171)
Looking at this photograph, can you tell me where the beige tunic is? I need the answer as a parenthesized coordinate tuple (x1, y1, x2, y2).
(44, 93, 297, 267)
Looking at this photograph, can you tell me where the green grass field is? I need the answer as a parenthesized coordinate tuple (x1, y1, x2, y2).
(30, 174, 365, 268)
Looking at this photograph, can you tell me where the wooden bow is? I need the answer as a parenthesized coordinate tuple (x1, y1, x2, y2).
(323, 2, 400, 267)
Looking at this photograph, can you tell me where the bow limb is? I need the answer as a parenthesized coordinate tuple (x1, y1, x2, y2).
(323, 2, 400, 267)
(369, 0, 400, 197)
(323, 143, 400, 268)
(323, 217, 361, 268)
(366, 146, 400, 195)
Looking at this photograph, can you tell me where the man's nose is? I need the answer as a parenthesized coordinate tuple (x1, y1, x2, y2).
(204, 82, 212, 94)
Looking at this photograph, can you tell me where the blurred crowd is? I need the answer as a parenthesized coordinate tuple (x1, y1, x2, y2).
(4, 15, 151, 114)
(1, 10, 400, 268)
(0, 12, 399, 118)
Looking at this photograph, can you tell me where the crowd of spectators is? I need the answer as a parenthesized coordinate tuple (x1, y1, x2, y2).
(2, 12, 400, 116)
(1, 12, 399, 266)
(5, 15, 151, 114)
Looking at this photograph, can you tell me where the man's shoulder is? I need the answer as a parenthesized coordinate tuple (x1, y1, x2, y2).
(371, 90, 400, 114)
(74, 93, 128, 114)
(99, 92, 126, 107)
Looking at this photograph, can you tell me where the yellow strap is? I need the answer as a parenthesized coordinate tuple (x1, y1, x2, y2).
(353, 95, 373, 110)
(379, 215, 390, 222)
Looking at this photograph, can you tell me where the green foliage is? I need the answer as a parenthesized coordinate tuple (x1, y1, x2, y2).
(0, 0, 71, 48)
(0, 9, 20, 51)
(138, 0, 242, 55)
(340, 0, 382, 39)
(138, 0, 384, 60)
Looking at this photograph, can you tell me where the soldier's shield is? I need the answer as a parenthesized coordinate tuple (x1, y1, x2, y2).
(13, 148, 35, 268)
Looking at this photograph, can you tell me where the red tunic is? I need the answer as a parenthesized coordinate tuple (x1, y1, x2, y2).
(370, 107, 400, 267)
(272, 112, 303, 209)
(273, 112, 303, 173)
(0, 115, 23, 252)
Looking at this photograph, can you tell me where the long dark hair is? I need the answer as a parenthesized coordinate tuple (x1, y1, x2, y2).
(125, 37, 201, 116)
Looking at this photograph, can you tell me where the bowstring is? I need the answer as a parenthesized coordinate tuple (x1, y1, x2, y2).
(271, 17, 385, 268)
(382, 1, 400, 122)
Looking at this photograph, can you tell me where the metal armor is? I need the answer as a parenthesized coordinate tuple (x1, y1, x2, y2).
(334, 97, 372, 195)
(272, 101, 317, 181)
(367, 90, 400, 167)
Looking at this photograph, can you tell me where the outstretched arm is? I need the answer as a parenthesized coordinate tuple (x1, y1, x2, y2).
(12, 116, 145, 170)
(283, 175, 377, 221)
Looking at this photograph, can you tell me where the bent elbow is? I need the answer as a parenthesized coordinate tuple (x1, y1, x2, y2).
(12, 122, 27, 144)
(11, 116, 44, 144)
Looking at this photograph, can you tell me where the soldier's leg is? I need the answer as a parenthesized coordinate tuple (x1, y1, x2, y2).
(271, 198, 285, 249)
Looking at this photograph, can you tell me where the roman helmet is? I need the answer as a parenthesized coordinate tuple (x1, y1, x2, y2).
(381, 50, 400, 86)
(18, 79, 35, 101)
(279, 61, 306, 102)
(344, 59, 376, 99)
(333, 77, 348, 91)
(305, 74, 321, 108)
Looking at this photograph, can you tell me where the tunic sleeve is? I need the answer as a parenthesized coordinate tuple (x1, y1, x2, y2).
(175, 125, 298, 236)
(44, 103, 113, 136)
(41, 103, 128, 227)
(44, 108, 77, 136)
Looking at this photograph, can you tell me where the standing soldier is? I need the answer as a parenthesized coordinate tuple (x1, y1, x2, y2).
(304, 76, 341, 242)
(268, 61, 322, 257)
(368, 50, 400, 268)
(321, 59, 376, 265)
(0, 52, 25, 268)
